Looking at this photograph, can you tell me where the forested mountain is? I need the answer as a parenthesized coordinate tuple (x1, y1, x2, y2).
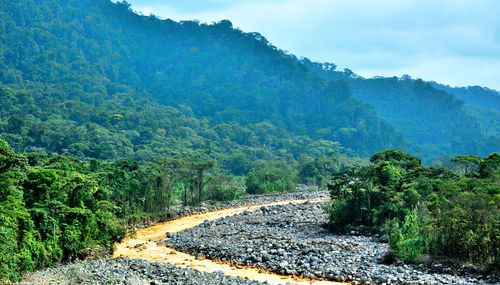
(303, 61, 500, 160)
(0, 0, 498, 169)
(0, 1, 499, 282)
(348, 77, 483, 157)
(430, 82, 500, 138)
(431, 83, 500, 111)
(0, 0, 404, 172)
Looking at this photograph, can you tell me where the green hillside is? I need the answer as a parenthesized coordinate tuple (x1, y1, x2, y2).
(0, 0, 499, 282)
(0, 0, 404, 171)
(431, 82, 500, 138)
(302, 61, 500, 160)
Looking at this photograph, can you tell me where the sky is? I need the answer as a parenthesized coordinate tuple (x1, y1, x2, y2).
(124, 0, 500, 90)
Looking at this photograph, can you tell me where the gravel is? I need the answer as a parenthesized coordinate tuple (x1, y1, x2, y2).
(18, 190, 325, 285)
(21, 190, 498, 285)
(127, 190, 329, 232)
(166, 202, 499, 285)
(18, 258, 266, 285)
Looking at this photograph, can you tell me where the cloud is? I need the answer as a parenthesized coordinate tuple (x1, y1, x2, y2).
(126, 0, 500, 89)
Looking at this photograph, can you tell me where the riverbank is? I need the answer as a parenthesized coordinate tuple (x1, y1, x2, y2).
(19, 258, 267, 285)
(123, 190, 329, 232)
(167, 202, 498, 284)
(19, 190, 498, 284)
(18, 190, 331, 285)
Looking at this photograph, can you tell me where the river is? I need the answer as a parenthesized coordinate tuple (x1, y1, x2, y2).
(113, 198, 344, 285)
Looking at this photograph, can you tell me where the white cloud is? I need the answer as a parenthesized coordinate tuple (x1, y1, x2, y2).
(126, 0, 500, 89)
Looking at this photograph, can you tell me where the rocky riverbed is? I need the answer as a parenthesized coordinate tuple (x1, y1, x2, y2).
(166, 202, 499, 285)
(127, 190, 329, 231)
(18, 190, 326, 285)
(19, 258, 266, 285)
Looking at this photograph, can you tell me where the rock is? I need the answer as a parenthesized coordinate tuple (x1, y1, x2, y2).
(262, 254, 272, 262)
(21, 258, 270, 285)
(378, 234, 389, 243)
(252, 255, 262, 262)
(158, 192, 495, 285)
(379, 250, 394, 264)
(279, 261, 289, 268)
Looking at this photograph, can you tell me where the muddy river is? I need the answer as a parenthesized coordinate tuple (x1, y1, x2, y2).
(113, 198, 344, 285)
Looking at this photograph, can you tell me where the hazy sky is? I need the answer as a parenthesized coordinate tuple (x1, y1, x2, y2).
(125, 0, 500, 90)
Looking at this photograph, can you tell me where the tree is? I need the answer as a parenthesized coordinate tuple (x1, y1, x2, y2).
(0, 139, 27, 175)
(328, 150, 500, 268)
(451, 155, 483, 174)
(183, 158, 216, 205)
(478, 153, 500, 178)
(0, 139, 31, 282)
(370, 149, 421, 170)
(155, 158, 182, 213)
(23, 170, 62, 214)
(246, 161, 296, 194)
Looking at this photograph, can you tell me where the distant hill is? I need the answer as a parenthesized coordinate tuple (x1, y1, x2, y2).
(0, 0, 497, 169)
(303, 61, 500, 160)
(430, 82, 500, 138)
(430, 83, 500, 111)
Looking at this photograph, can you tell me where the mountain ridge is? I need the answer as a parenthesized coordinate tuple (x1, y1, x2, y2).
(0, 0, 498, 167)
(0, 0, 402, 167)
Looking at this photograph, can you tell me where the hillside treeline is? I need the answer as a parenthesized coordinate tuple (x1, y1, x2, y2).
(328, 150, 500, 268)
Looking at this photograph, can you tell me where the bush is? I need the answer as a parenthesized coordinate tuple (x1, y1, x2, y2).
(246, 162, 296, 194)
(386, 209, 433, 263)
(327, 150, 500, 269)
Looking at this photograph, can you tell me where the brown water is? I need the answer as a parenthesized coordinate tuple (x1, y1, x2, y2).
(113, 198, 345, 285)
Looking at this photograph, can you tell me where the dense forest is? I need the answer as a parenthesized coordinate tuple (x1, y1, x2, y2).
(328, 150, 500, 268)
(303, 61, 500, 160)
(0, 134, 358, 282)
(0, 0, 498, 166)
(0, 0, 499, 282)
(0, 0, 404, 171)
(431, 82, 500, 138)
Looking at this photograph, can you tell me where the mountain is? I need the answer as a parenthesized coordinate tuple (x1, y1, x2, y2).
(430, 83, 500, 111)
(0, 0, 497, 170)
(348, 77, 484, 158)
(430, 82, 500, 138)
(302, 61, 500, 160)
(0, 0, 403, 172)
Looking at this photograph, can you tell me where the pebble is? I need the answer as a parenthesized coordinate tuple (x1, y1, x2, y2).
(20, 258, 268, 284)
(168, 202, 499, 285)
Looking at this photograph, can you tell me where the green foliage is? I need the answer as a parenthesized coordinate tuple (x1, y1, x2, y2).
(0, 140, 124, 281)
(343, 75, 497, 159)
(451, 155, 483, 175)
(0, 0, 497, 278)
(306, 63, 500, 159)
(1, 138, 253, 282)
(0, 0, 405, 171)
(297, 151, 358, 187)
(386, 209, 432, 263)
(479, 153, 500, 178)
(432, 83, 500, 139)
(205, 175, 243, 202)
(328, 149, 500, 268)
(180, 158, 217, 205)
(246, 161, 297, 194)
(370, 149, 421, 170)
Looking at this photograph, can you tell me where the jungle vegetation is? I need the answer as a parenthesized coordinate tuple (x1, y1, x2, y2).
(0, 0, 499, 281)
(328, 150, 500, 269)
